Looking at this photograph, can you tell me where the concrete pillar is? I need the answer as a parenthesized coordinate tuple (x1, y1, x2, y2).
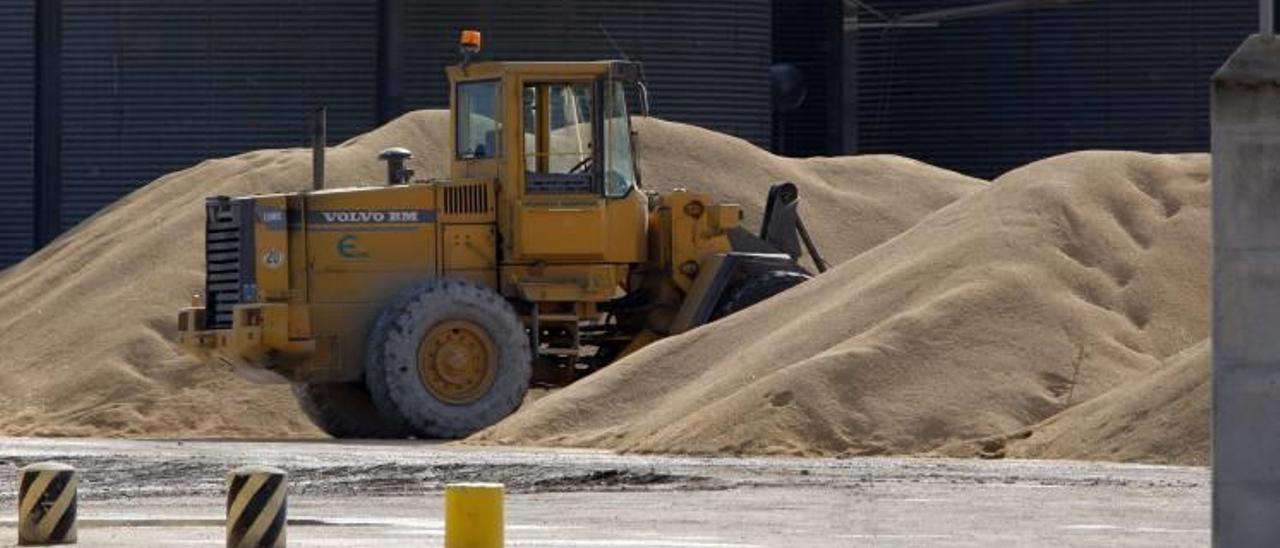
(1213, 33, 1280, 548)
(1265, 0, 1276, 37)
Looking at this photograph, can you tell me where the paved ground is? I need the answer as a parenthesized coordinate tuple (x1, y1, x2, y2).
(0, 438, 1207, 547)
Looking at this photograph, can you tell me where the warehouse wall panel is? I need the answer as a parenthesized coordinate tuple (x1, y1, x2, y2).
(5, 0, 771, 266)
(59, 0, 378, 229)
(386, 0, 773, 147)
(0, 1, 35, 267)
(855, 1, 1254, 178)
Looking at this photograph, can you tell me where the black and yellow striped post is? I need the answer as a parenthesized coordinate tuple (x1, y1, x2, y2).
(225, 466, 287, 548)
(17, 462, 78, 545)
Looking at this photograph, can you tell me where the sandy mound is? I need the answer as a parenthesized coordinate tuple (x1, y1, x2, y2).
(0, 111, 450, 437)
(473, 151, 1210, 457)
(993, 340, 1209, 465)
(635, 119, 985, 264)
(0, 110, 979, 438)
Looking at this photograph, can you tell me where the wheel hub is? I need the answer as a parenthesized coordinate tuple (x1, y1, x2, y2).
(418, 320, 497, 405)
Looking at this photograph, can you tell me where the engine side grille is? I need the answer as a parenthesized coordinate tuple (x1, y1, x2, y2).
(443, 183, 490, 214)
(203, 198, 253, 329)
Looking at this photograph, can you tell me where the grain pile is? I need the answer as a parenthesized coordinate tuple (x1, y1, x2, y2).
(474, 151, 1211, 459)
(635, 118, 986, 264)
(0, 111, 452, 437)
(0, 110, 981, 438)
(1002, 340, 1210, 466)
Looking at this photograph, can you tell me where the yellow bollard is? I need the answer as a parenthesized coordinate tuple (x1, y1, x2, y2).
(445, 482, 504, 548)
(17, 462, 78, 546)
(225, 466, 287, 548)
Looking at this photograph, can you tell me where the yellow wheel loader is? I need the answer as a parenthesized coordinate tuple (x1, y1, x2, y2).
(177, 32, 827, 439)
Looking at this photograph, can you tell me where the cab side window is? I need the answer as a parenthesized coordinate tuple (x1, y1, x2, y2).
(457, 80, 501, 159)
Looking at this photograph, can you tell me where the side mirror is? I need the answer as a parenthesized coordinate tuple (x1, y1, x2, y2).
(636, 81, 651, 117)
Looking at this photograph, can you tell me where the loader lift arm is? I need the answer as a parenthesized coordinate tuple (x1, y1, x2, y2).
(759, 182, 830, 273)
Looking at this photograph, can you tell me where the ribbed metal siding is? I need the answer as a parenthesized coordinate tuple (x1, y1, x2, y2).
(0, 1, 35, 267)
(386, 0, 772, 147)
(856, 1, 1253, 178)
(772, 0, 841, 156)
(59, 0, 378, 229)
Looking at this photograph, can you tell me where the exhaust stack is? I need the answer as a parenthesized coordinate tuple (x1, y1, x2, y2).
(312, 106, 326, 191)
(378, 147, 415, 185)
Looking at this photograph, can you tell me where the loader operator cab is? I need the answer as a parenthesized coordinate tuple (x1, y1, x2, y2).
(451, 60, 643, 197)
(447, 57, 651, 269)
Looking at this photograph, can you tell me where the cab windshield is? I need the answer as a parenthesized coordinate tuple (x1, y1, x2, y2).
(523, 82, 594, 174)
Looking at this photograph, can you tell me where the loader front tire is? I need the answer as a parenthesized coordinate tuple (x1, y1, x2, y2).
(291, 382, 412, 439)
(364, 278, 531, 439)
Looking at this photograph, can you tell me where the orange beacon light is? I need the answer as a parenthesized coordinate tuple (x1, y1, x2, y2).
(461, 30, 482, 53)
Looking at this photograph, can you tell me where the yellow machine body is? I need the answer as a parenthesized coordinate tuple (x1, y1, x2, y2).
(177, 59, 766, 385)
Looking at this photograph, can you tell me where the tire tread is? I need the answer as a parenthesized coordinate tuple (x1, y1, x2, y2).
(364, 278, 531, 439)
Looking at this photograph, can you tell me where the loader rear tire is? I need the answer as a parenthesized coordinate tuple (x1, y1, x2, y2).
(364, 278, 531, 439)
(713, 270, 811, 319)
(291, 382, 412, 439)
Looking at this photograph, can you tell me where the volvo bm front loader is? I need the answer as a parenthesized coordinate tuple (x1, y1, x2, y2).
(177, 33, 827, 438)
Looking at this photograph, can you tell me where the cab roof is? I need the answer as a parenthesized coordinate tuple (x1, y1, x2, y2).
(447, 60, 642, 82)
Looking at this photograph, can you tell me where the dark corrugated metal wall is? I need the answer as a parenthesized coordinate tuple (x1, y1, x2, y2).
(0, 1, 35, 265)
(856, 1, 1253, 179)
(0, 0, 772, 268)
(385, 0, 772, 147)
(58, 0, 378, 228)
(0, 1, 1261, 267)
